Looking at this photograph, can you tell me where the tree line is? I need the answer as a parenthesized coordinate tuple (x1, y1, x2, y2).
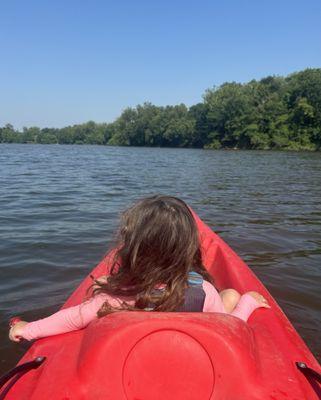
(1, 68, 321, 150)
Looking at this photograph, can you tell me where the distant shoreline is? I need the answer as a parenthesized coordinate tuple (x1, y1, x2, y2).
(1, 68, 320, 151)
(1, 142, 319, 152)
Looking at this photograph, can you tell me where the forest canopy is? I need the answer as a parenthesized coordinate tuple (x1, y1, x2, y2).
(1, 68, 321, 150)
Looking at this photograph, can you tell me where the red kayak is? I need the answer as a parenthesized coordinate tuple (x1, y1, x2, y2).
(1, 213, 320, 399)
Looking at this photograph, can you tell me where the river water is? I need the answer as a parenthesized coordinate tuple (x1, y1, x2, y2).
(0, 144, 320, 373)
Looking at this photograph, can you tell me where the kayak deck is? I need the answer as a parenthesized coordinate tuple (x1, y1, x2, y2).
(2, 212, 320, 399)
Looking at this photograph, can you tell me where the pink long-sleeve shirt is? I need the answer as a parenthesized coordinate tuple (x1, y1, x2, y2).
(21, 280, 261, 341)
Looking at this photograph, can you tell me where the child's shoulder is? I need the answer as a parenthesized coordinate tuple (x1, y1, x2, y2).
(187, 271, 218, 297)
(187, 271, 204, 286)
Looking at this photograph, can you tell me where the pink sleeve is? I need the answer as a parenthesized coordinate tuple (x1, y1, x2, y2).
(202, 281, 261, 322)
(202, 280, 226, 313)
(230, 293, 261, 321)
(21, 293, 126, 341)
(21, 283, 261, 340)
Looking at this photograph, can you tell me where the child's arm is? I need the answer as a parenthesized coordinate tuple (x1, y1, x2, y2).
(202, 281, 267, 321)
(9, 293, 124, 341)
(229, 293, 266, 321)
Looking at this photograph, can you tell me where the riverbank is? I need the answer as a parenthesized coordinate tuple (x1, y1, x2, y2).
(1, 68, 320, 151)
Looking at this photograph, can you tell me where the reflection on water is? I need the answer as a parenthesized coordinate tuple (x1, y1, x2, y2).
(0, 144, 320, 373)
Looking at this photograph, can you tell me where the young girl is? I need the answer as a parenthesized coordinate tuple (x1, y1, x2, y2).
(9, 195, 269, 342)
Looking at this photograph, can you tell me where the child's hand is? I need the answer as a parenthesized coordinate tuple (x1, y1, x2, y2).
(9, 321, 28, 342)
(247, 291, 270, 308)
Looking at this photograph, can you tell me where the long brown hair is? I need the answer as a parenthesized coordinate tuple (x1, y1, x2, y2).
(94, 195, 212, 316)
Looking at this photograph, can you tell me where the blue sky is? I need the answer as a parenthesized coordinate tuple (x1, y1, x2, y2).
(1, 0, 320, 129)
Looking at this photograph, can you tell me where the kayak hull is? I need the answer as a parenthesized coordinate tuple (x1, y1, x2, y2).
(2, 212, 320, 399)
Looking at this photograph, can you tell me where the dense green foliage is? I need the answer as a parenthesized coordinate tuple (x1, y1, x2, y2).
(1, 68, 321, 150)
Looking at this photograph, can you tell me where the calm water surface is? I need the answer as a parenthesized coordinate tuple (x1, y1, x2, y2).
(0, 144, 320, 373)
